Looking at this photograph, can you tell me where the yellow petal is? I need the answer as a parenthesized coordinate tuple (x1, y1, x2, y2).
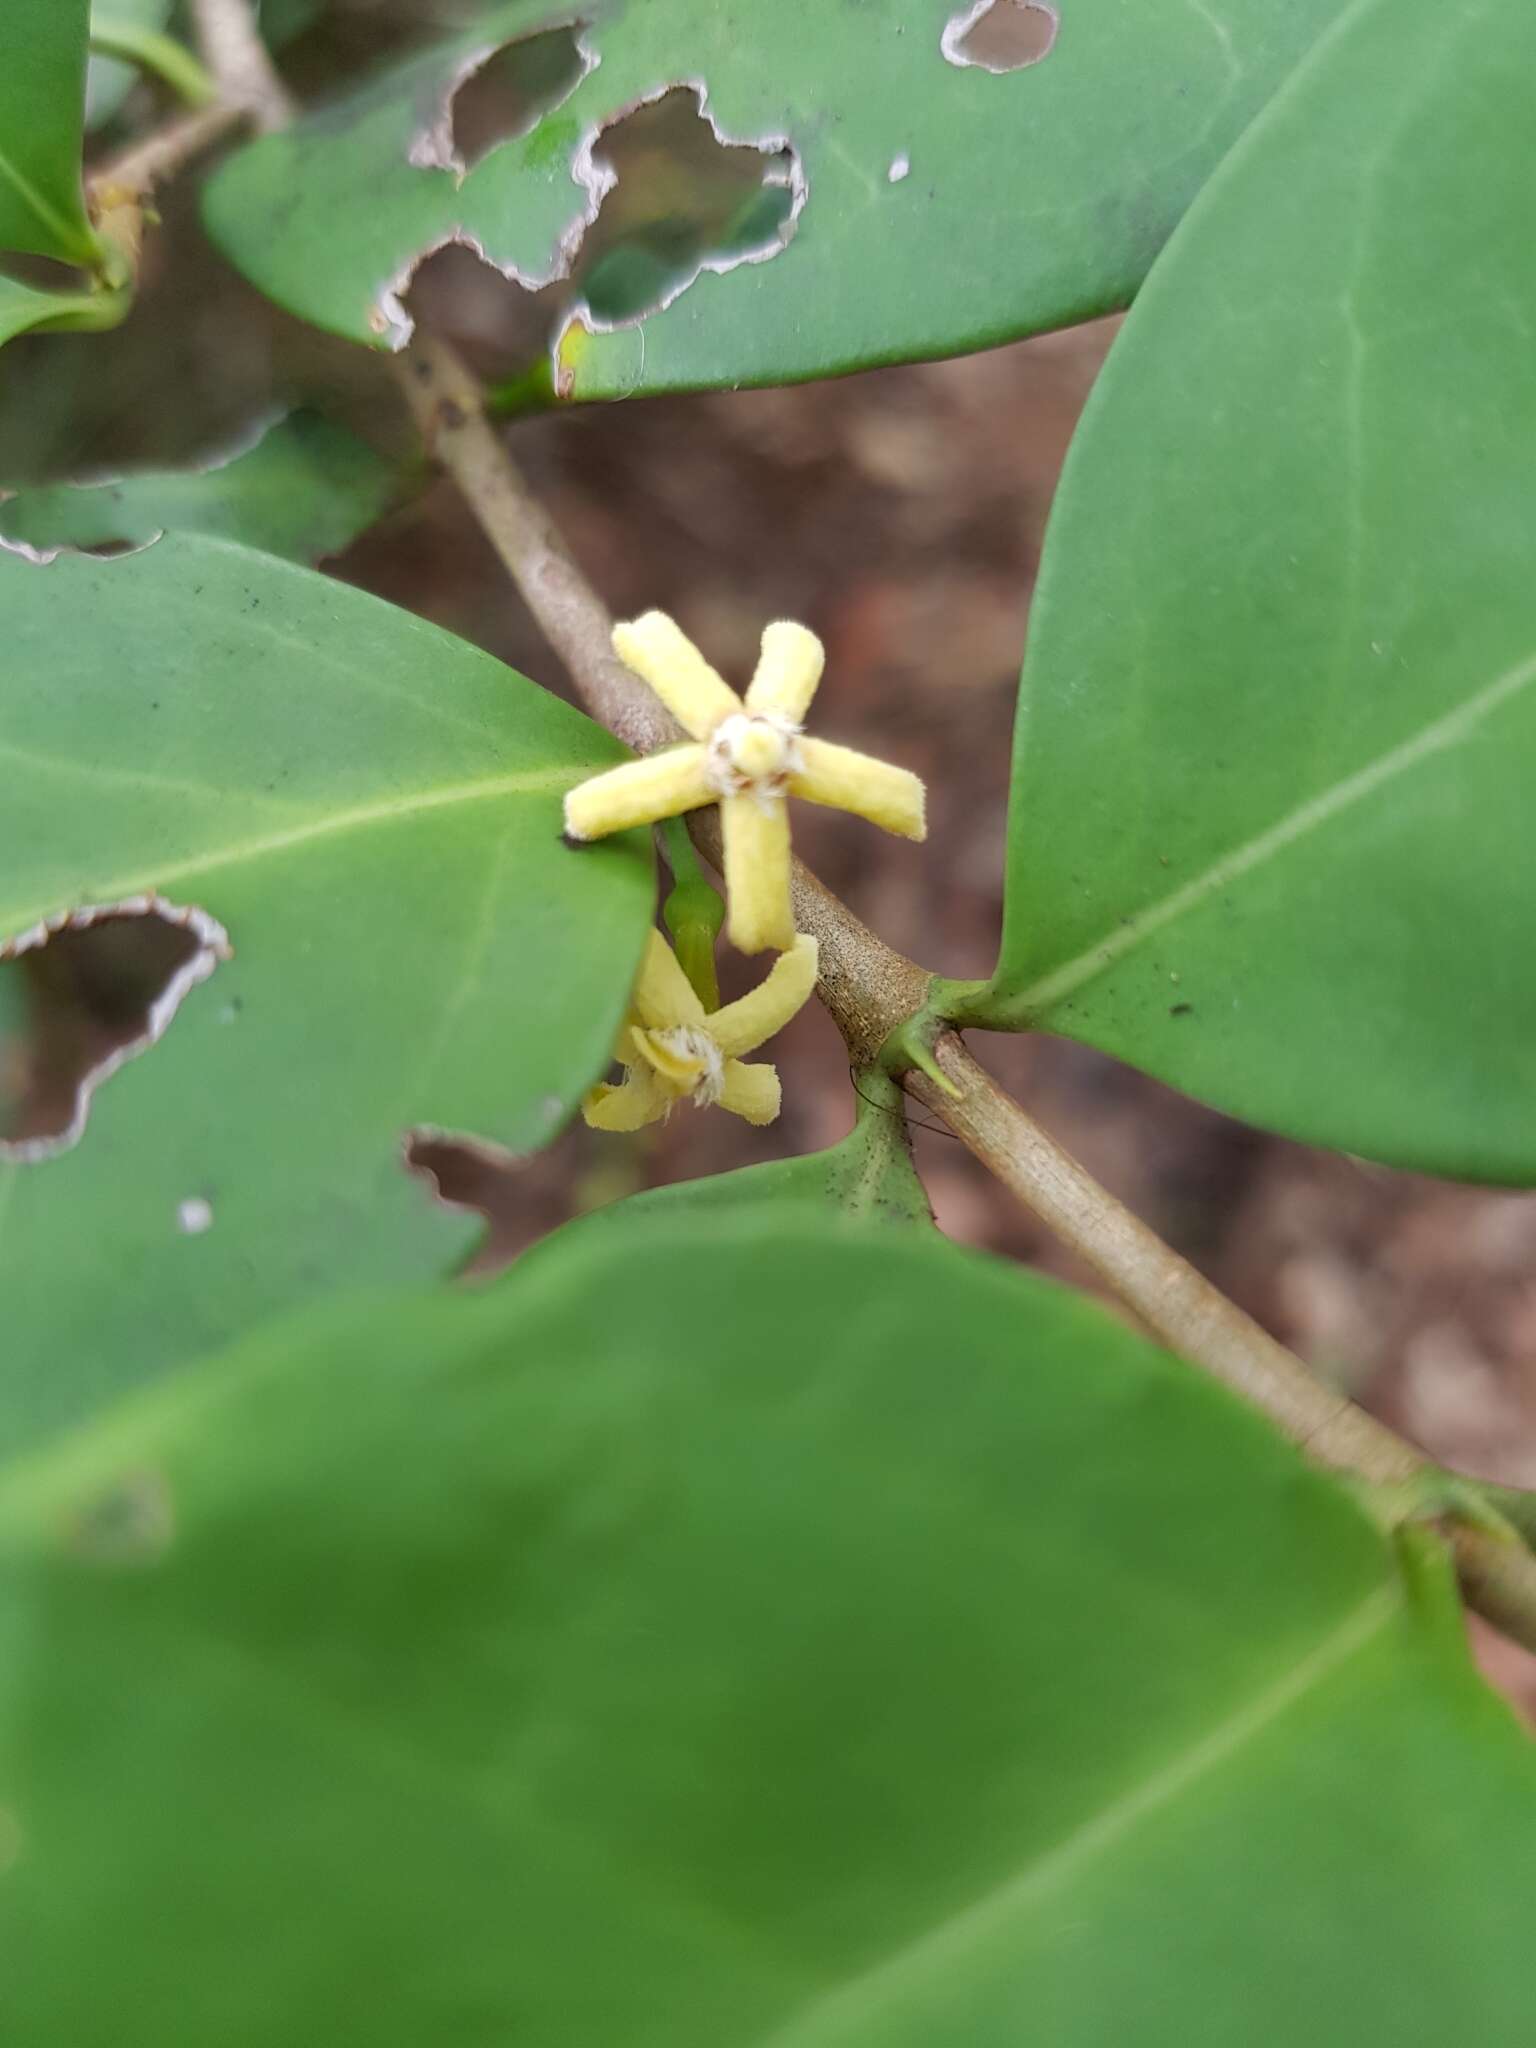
(563, 745, 711, 841)
(744, 621, 825, 726)
(717, 1058, 782, 1125)
(581, 1067, 669, 1132)
(710, 934, 819, 1057)
(789, 736, 926, 841)
(612, 612, 742, 740)
(720, 793, 795, 955)
(631, 929, 707, 1030)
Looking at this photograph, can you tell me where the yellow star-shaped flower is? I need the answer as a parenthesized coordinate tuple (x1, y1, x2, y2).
(564, 612, 926, 953)
(584, 928, 818, 1131)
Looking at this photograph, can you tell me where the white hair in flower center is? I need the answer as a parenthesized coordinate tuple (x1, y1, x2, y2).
(705, 711, 804, 801)
(655, 1024, 728, 1106)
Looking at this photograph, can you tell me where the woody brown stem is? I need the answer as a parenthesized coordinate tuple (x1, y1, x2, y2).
(189, 0, 294, 132)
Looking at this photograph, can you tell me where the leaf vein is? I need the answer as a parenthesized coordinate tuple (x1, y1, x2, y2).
(756, 1588, 1395, 2045)
(1011, 648, 1536, 1016)
(0, 765, 575, 933)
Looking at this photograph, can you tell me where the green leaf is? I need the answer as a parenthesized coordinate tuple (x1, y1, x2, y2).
(0, 270, 128, 349)
(6, 1216, 1536, 2043)
(1, 0, 100, 267)
(542, 1068, 933, 1257)
(202, 0, 1355, 398)
(0, 533, 652, 1455)
(0, 411, 402, 565)
(88, 11, 213, 115)
(966, 0, 1536, 1182)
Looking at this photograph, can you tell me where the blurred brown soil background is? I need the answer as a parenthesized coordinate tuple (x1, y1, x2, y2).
(5, 1, 1536, 1706)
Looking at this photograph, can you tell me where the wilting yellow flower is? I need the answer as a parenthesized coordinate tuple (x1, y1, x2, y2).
(564, 612, 926, 953)
(584, 928, 818, 1131)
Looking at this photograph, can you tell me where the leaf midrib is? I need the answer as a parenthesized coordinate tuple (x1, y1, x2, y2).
(0, 141, 90, 264)
(1003, 645, 1536, 1020)
(755, 1586, 1396, 2046)
(0, 764, 575, 933)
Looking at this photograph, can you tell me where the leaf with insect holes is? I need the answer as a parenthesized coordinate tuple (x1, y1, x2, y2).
(6, 1215, 1536, 2044)
(967, 0, 1536, 1183)
(0, 412, 403, 566)
(201, 0, 1357, 402)
(0, 532, 652, 1457)
(1, 0, 100, 267)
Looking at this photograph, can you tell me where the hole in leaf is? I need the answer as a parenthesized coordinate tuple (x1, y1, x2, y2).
(405, 1122, 642, 1275)
(392, 83, 804, 379)
(0, 528, 148, 565)
(571, 85, 803, 327)
(401, 238, 567, 385)
(1, 895, 230, 1162)
(405, 1126, 537, 1275)
(942, 0, 1059, 72)
(405, 1126, 521, 1217)
(427, 23, 593, 176)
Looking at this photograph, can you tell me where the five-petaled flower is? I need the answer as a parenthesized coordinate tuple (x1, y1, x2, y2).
(564, 612, 926, 953)
(583, 928, 818, 1131)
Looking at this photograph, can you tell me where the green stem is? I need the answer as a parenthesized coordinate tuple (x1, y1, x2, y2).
(660, 817, 724, 1012)
(923, 973, 992, 1026)
(90, 21, 217, 107)
(1464, 1482, 1536, 1550)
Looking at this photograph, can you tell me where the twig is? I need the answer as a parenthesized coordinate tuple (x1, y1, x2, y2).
(92, 99, 247, 200)
(394, 333, 671, 754)
(392, 327, 1536, 1653)
(189, 0, 294, 133)
(1466, 1484, 1536, 1552)
(906, 1032, 1422, 1483)
(1450, 1526, 1536, 1653)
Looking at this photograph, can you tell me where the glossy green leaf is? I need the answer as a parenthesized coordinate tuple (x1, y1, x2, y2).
(202, 0, 1353, 399)
(968, 0, 1536, 1181)
(1, 0, 99, 267)
(0, 270, 128, 349)
(543, 1069, 932, 1258)
(5, 1216, 1536, 2042)
(0, 411, 401, 564)
(0, 534, 652, 1454)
